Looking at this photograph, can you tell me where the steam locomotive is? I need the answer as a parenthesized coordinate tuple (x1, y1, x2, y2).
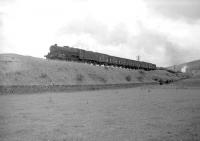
(45, 44, 156, 70)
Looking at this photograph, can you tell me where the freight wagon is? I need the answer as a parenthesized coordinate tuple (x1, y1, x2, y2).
(45, 44, 156, 70)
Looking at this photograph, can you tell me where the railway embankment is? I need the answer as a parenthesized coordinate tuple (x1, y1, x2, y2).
(0, 54, 187, 94)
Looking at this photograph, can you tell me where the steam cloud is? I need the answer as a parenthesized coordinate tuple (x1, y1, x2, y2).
(144, 0, 200, 21)
(58, 17, 200, 66)
(0, 13, 3, 52)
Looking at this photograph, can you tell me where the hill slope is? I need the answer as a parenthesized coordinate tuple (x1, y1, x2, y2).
(168, 60, 200, 76)
(0, 54, 184, 86)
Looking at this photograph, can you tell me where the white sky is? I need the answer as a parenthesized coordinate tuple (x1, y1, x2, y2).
(0, 0, 200, 66)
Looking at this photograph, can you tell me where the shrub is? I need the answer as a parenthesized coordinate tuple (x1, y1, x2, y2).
(159, 80, 164, 85)
(15, 71, 22, 75)
(137, 76, 143, 82)
(40, 73, 48, 78)
(125, 75, 131, 82)
(139, 70, 145, 75)
(153, 78, 158, 81)
(104, 66, 109, 70)
(99, 77, 107, 83)
(76, 74, 84, 82)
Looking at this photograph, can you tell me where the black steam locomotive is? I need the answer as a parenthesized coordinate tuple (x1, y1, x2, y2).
(45, 44, 156, 70)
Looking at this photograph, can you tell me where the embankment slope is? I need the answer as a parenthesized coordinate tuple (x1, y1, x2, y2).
(0, 54, 185, 86)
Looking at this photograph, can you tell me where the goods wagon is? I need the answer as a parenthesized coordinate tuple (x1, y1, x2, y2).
(45, 44, 156, 70)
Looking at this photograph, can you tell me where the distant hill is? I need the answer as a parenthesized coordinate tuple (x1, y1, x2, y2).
(168, 60, 200, 76)
(0, 54, 185, 86)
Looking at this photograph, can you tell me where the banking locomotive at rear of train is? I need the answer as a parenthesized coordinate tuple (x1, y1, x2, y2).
(45, 44, 156, 70)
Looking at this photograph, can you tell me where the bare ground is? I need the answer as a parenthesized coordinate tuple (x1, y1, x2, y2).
(0, 87, 200, 141)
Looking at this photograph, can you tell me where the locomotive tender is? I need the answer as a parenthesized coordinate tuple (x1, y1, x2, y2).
(45, 44, 156, 70)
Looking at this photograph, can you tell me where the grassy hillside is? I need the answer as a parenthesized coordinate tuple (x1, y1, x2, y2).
(0, 54, 185, 86)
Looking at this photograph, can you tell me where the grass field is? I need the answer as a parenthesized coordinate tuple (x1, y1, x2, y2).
(0, 86, 200, 141)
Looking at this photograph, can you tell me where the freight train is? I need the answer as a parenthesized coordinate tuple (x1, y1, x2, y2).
(45, 44, 156, 70)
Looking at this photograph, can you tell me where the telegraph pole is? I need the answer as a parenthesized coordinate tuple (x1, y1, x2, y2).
(173, 65, 176, 72)
(136, 55, 140, 61)
(136, 55, 140, 70)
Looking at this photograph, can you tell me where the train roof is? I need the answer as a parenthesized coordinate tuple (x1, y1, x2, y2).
(51, 45, 156, 65)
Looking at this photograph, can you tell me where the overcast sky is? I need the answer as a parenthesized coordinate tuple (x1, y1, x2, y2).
(0, 0, 200, 66)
